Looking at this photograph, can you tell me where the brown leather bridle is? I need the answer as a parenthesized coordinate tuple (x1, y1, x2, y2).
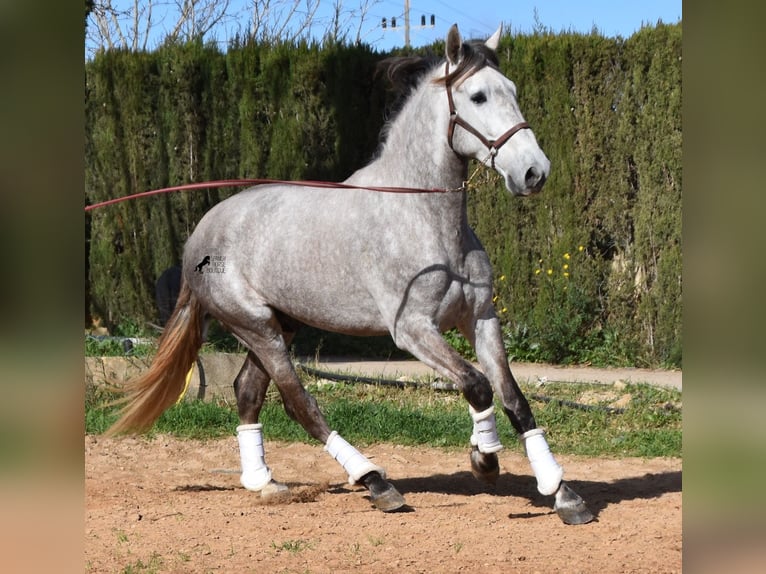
(444, 62, 531, 169)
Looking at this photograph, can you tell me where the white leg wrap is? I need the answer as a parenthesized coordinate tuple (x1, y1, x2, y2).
(237, 423, 272, 491)
(469, 405, 503, 454)
(521, 428, 564, 496)
(324, 431, 386, 485)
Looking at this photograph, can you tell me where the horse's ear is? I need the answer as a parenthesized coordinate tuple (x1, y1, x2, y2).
(485, 25, 502, 51)
(445, 24, 462, 66)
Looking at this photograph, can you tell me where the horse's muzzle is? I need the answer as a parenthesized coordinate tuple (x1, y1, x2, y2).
(508, 172, 546, 197)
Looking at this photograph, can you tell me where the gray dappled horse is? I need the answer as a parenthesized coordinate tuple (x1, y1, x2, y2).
(108, 24, 593, 525)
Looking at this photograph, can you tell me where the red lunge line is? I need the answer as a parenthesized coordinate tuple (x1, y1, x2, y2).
(84, 179, 452, 212)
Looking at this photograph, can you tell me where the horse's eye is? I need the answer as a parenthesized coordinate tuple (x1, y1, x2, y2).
(471, 91, 487, 104)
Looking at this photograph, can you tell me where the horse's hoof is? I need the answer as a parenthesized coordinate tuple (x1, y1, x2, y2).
(363, 472, 407, 512)
(470, 447, 499, 484)
(553, 481, 594, 525)
(259, 479, 289, 499)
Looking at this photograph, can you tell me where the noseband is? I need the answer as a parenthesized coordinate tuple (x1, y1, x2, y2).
(444, 62, 530, 169)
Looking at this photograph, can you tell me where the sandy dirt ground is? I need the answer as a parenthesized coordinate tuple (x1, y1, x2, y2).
(85, 434, 681, 573)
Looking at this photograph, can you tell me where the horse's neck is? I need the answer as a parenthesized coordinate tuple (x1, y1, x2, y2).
(342, 70, 472, 234)
(345, 79, 466, 191)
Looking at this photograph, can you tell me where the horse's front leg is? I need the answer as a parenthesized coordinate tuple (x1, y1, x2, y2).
(394, 320, 503, 483)
(470, 314, 594, 525)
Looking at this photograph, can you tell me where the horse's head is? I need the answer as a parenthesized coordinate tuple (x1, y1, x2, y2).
(440, 25, 550, 196)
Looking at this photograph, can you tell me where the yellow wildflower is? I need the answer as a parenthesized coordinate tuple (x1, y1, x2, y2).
(534, 269, 541, 275)
(578, 245, 584, 252)
(563, 253, 570, 260)
(547, 269, 553, 275)
(563, 263, 569, 270)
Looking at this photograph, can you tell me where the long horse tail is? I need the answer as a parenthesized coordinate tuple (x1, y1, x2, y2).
(106, 282, 205, 436)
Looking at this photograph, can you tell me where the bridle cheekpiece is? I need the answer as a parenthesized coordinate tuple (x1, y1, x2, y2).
(444, 62, 531, 169)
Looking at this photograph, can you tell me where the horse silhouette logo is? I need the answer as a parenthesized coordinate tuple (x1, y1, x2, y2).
(195, 255, 211, 273)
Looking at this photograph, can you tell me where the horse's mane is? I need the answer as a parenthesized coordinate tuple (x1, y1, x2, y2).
(378, 39, 499, 93)
(374, 40, 500, 147)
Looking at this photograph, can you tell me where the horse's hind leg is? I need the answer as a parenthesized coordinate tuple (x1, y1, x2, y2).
(233, 350, 271, 424)
(232, 351, 288, 497)
(231, 312, 405, 512)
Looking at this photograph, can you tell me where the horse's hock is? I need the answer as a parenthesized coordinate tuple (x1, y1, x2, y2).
(86, 353, 243, 403)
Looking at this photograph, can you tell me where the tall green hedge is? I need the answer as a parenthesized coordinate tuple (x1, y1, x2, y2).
(85, 39, 386, 324)
(85, 24, 681, 367)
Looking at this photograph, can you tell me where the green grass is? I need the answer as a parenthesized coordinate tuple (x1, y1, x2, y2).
(85, 383, 240, 439)
(85, 336, 154, 357)
(120, 552, 163, 574)
(86, 372, 681, 458)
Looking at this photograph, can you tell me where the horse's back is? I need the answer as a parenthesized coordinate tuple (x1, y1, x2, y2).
(182, 185, 391, 333)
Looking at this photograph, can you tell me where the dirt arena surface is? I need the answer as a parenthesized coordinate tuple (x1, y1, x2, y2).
(85, 435, 681, 573)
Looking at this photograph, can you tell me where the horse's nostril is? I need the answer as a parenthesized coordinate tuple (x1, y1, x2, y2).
(525, 166, 542, 188)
